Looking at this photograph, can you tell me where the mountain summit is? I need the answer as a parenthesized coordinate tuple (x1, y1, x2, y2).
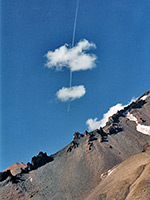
(0, 90, 150, 200)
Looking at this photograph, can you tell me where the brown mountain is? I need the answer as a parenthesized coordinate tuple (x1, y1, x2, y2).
(0, 90, 150, 200)
(85, 148, 150, 200)
(3, 162, 27, 176)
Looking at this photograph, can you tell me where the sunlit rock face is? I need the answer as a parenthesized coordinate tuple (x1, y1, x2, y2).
(2, 162, 27, 176)
(0, 90, 150, 200)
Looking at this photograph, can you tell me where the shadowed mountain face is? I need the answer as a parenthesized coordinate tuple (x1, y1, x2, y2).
(0, 90, 150, 200)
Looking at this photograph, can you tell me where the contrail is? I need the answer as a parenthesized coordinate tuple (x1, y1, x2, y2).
(68, 0, 80, 111)
(72, 0, 80, 48)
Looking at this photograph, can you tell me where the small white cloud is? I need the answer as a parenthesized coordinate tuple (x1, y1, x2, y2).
(56, 85, 86, 102)
(45, 39, 97, 72)
(86, 103, 124, 131)
(86, 118, 102, 131)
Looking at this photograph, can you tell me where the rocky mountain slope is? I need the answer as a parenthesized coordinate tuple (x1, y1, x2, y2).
(0, 90, 150, 200)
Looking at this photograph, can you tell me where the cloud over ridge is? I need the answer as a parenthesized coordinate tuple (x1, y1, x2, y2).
(45, 39, 97, 72)
(86, 97, 136, 131)
(56, 85, 86, 102)
(86, 104, 124, 131)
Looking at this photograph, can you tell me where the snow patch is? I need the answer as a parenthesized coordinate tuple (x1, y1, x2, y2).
(107, 168, 115, 176)
(126, 112, 150, 135)
(100, 168, 116, 179)
(137, 124, 150, 135)
(126, 113, 138, 122)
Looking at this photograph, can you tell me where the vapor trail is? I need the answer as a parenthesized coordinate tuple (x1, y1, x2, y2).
(68, 0, 80, 111)
(72, 0, 80, 48)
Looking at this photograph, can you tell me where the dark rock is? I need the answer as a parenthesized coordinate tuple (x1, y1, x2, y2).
(10, 174, 22, 184)
(26, 162, 32, 171)
(30, 152, 54, 170)
(109, 124, 123, 135)
(67, 132, 84, 153)
(98, 128, 108, 142)
(21, 162, 32, 173)
(88, 133, 97, 142)
(140, 118, 146, 123)
(84, 130, 89, 136)
(131, 100, 146, 109)
(88, 143, 93, 150)
(73, 132, 84, 140)
(67, 141, 79, 152)
(106, 113, 121, 126)
(0, 170, 12, 182)
(19, 152, 54, 173)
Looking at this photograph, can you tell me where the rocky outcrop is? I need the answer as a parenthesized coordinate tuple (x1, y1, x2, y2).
(131, 99, 146, 109)
(108, 124, 123, 135)
(67, 141, 79, 152)
(73, 132, 84, 140)
(98, 128, 108, 142)
(84, 130, 89, 136)
(30, 152, 54, 170)
(88, 132, 97, 142)
(67, 132, 85, 152)
(87, 128, 108, 150)
(21, 152, 54, 173)
(0, 170, 12, 182)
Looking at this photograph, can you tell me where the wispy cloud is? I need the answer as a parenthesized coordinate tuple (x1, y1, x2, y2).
(45, 39, 97, 72)
(56, 85, 86, 102)
(86, 97, 137, 131)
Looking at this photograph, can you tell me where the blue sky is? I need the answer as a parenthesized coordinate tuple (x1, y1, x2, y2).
(1, 0, 150, 171)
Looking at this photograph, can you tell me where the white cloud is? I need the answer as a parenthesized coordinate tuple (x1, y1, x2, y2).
(56, 85, 86, 102)
(45, 39, 97, 72)
(86, 118, 103, 131)
(86, 103, 124, 131)
(86, 96, 137, 131)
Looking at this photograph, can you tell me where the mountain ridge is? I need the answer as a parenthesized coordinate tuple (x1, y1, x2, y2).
(0, 90, 150, 200)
